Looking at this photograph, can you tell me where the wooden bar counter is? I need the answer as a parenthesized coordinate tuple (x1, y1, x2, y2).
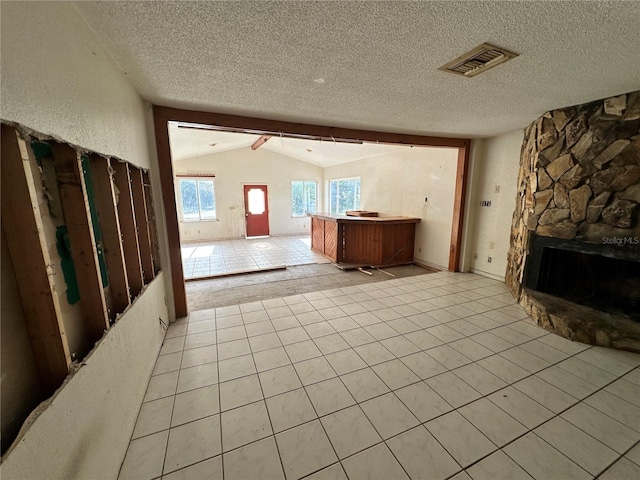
(308, 213, 420, 266)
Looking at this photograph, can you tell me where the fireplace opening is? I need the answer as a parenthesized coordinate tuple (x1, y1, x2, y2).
(524, 235, 640, 321)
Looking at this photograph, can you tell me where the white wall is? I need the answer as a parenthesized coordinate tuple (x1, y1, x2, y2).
(0, 2, 170, 478)
(323, 147, 458, 270)
(174, 148, 323, 241)
(463, 130, 524, 280)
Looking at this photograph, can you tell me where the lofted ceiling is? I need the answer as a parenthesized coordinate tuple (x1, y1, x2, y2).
(168, 122, 411, 166)
(75, 1, 640, 138)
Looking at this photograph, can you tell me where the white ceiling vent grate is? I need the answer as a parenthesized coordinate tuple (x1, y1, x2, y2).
(439, 43, 518, 78)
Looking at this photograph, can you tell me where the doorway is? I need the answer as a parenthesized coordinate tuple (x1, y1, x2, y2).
(243, 184, 270, 238)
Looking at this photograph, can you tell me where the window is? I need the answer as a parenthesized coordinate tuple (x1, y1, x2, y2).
(178, 177, 216, 221)
(329, 177, 360, 214)
(291, 181, 317, 217)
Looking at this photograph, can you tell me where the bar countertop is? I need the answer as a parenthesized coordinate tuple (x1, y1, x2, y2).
(307, 212, 420, 223)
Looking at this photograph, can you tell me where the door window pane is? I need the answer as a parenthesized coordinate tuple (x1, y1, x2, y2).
(248, 188, 265, 214)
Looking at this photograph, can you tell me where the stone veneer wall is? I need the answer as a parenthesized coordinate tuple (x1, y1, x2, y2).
(506, 90, 640, 349)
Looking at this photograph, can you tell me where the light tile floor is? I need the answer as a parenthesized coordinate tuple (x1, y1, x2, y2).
(181, 235, 329, 279)
(119, 271, 640, 480)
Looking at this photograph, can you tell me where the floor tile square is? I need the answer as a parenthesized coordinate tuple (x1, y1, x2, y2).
(252, 346, 291, 372)
(487, 386, 554, 429)
(387, 426, 461, 480)
(181, 345, 217, 369)
(328, 317, 360, 332)
(606, 378, 640, 407)
(143, 372, 179, 402)
(276, 420, 338, 480)
(218, 354, 255, 383)
(425, 344, 472, 369)
(426, 411, 495, 467)
(372, 359, 420, 390)
(271, 315, 301, 331)
(266, 388, 317, 433)
(313, 333, 351, 354)
(458, 398, 527, 447)
(248, 332, 282, 352)
(118, 430, 168, 480)
(561, 402, 640, 453)
(449, 338, 493, 361)
(285, 339, 322, 362)
(467, 450, 532, 480)
(152, 352, 182, 376)
(305, 464, 348, 480)
(186, 318, 215, 335)
(360, 392, 419, 439)
(223, 436, 284, 480)
(160, 336, 185, 356)
(476, 354, 529, 384)
(340, 328, 377, 347)
(503, 432, 590, 480)
(400, 351, 447, 379)
(177, 362, 218, 393)
(341, 443, 409, 480)
(184, 331, 217, 350)
(161, 456, 222, 480)
(395, 381, 453, 422)
(513, 375, 578, 413)
(277, 326, 311, 345)
(341, 367, 390, 402)
(164, 415, 222, 474)
(453, 363, 508, 395)
(354, 342, 394, 365)
(294, 356, 336, 385)
(304, 322, 337, 339)
(499, 346, 551, 373)
(171, 384, 220, 427)
(404, 330, 444, 350)
(132, 396, 173, 439)
(600, 457, 640, 480)
(535, 417, 619, 475)
(244, 320, 275, 338)
(325, 349, 367, 375)
(259, 364, 302, 397)
(217, 338, 251, 361)
(425, 372, 481, 408)
(385, 317, 421, 334)
(242, 309, 269, 324)
(221, 401, 272, 452)
(267, 305, 294, 319)
(306, 377, 356, 416)
(321, 405, 381, 458)
(364, 323, 399, 341)
(219, 374, 264, 411)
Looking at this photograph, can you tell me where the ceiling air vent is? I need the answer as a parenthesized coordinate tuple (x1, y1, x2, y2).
(439, 43, 518, 78)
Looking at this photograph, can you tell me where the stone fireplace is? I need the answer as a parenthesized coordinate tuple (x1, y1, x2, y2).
(506, 90, 640, 352)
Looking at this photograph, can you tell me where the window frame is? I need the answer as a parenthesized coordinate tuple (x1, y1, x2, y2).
(176, 175, 217, 222)
(327, 176, 361, 214)
(291, 180, 318, 217)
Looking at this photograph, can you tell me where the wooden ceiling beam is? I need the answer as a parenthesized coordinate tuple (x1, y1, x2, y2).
(251, 135, 271, 150)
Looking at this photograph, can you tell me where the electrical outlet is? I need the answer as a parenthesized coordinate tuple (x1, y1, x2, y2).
(489, 242, 495, 249)
(480, 200, 492, 207)
(495, 185, 500, 193)
(487, 257, 492, 263)
(473, 253, 478, 260)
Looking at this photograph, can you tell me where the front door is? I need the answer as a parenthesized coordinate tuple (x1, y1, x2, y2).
(243, 184, 270, 237)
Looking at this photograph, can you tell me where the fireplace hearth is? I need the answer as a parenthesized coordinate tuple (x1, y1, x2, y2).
(506, 90, 640, 352)
(524, 235, 640, 321)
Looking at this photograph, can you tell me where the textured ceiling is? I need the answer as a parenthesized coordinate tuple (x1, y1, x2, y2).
(168, 122, 410, 166)
(75, 1, 640, 138)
